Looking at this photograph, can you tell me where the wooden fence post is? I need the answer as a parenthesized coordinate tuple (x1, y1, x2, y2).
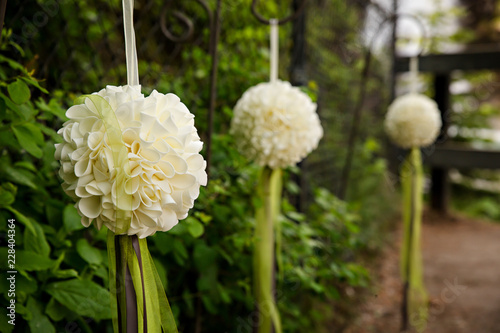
(430, 73, 450, 213)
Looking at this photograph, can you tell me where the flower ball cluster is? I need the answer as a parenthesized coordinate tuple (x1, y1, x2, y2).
(55, 85, 207, 238)
(230, 80, 323, 169)
(384, 93, 442, 149)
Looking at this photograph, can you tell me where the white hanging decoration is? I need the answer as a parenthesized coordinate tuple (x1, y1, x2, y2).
(384, 57, 442, 149)
(230, 19, 323, 169)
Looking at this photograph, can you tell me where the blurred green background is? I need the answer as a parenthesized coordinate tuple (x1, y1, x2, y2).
(5, 0, 500, 331)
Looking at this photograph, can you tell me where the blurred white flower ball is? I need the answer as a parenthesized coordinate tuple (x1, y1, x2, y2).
(384, 93, 442, 149)
(230, 80, 323, 169)
(55, 85, 207, 238)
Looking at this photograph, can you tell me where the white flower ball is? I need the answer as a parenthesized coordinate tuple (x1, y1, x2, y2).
(55, 85, 207, 238)
(384, 93, 442, 148)
(230, 80, 323, 169)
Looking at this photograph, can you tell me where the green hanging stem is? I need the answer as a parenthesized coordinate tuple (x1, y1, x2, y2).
(400, 147, 428, 332)
(107, 232, 178, 333)
(254, 166, 282, 333)
(270, 168, 283, 282)
(107, 231, 120, 333)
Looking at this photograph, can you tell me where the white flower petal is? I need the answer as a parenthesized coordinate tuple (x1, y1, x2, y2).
(163, 155, 188, 174)
(158, 209, 178, 231)
(169, 174, 196, 189)
(85, 181, 102, 196)
(81, 216, 92, 227)
(79, 196, 101, 219)
(156, 161, 175, 178)
(74, 158, 92, 177)
(67, 105, 94, 119)
(88, 132, 104, 150)
(186, 154, 205, 171)
(125, 177, 140, 195)
(140, 148, 160, 163)
(165, 137, 183, 149)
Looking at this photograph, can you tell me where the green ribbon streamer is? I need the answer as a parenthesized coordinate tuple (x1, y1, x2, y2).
(400, 147, 428, 331)
(254, 166, 282, 333)
(107, 231, 119, 332)
(271, 169, 283, 283)
(140, 239, 178, 332)
(75, 94, 133, 234)
(107, 232, 179, 333)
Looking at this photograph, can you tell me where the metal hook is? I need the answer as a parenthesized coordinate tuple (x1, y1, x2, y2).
(251, 0, 307, 25)
(160, 0, 213, 43)
(394, 13, 428, 57)
(369, 12, 428, 57)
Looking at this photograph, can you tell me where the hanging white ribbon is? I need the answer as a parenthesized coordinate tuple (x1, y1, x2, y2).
(270, 19, 279, 83)
(122, 0, 139, 86)
(409, 56, 419, 94)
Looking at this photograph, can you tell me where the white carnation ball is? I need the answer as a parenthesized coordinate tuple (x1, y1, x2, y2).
(55, 85, 207, 238)
(384, 93, 442, 148)
(230, 80, 323, 169)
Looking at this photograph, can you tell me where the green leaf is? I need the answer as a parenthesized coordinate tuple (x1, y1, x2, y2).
(169, 221, 187, 235)
(286, 211, 305, 222)
(217, 247, 234, 265)
(63, 204, 85, 232)
(18, 102, 37, 119)
(153, 257, 168, 290)
(172, 239, 188, 265)
(193, 242, 217, 272)
(39, 124, 62, 143)
(0, 160, 37, 189)
(7, 79, 30, 105)
(0, 130, 19, 150)
(201, 294, 218, 314)
(152, 232, 174, 255)
(0, 54, 26, 72)
(0, 307, 14, 333)
(0, 182, 16, 208)
(46, 279, 112, 320)
(217, 283, 231, 304)
(16, 274, 38, 297)
(14, 161, 37, 173)
(0, 98, 5, 116)
(76, 239, 102, 265)
(195, 212, 212, 224)
(24, 220, 50, 257)
(45, 298, 72, 322)
(0, 92, 25, 120)
(53, 269, 79, 279)
(45, 200, 64, 227)
(186, 217, 204, 238)
(35, 98, 66, 120)
(51, 251, 66, 272)
(11, 123, 43, 158)
(16, 250, 54, 271)
(181, 289, 195, 315)
(20, 76, 48, 94)
(26, 297, 55, 333)
(93, 265, 108, 280)
(5, 207, 35, 234)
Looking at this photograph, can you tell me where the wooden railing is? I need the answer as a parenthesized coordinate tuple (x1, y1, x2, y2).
(395, 46, 500, 213)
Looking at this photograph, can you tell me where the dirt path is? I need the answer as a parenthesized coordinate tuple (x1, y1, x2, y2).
(345, 211, 500, 333)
